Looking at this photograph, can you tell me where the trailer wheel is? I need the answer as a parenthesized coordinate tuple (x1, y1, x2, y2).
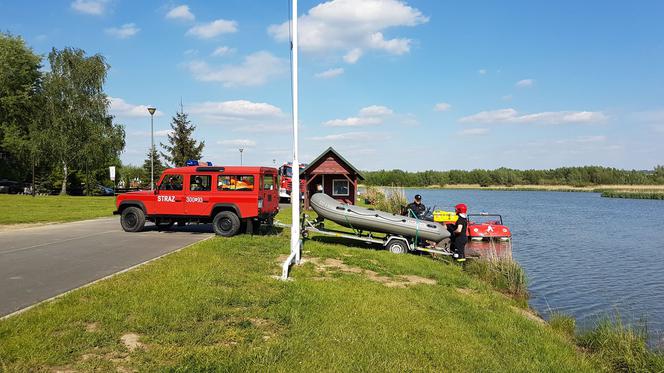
(121, 206, 146, 232)
(213, 211, 241, 237)
(387, 240, 408, 254)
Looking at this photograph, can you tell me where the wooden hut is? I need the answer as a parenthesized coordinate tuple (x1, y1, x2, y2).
(303, 147, 364, 209)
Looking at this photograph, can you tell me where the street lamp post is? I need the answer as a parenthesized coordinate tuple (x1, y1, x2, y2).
(147, 106, 157, 190)
(239, 148, 244, 165)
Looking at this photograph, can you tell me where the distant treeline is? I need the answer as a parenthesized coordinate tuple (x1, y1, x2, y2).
(363, 166, 664, 187)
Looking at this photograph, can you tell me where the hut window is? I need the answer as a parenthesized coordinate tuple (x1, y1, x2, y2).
(332, 179, 349, 196)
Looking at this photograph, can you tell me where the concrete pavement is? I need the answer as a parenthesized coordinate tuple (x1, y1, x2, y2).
(0, 217, 212, 317)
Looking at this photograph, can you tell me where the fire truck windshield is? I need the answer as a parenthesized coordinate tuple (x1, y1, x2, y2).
(282, 166, 304, 177)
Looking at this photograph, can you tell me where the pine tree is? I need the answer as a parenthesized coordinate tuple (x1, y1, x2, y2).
(160, 111, 204, 167)
(143, 145, 167, 187)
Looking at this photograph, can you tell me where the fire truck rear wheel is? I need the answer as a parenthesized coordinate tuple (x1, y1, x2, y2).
(121, 206, 146, 232)
(212, 211, 241, 237)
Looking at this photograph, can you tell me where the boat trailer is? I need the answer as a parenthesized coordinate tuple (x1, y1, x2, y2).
(301, 214, 454, 256)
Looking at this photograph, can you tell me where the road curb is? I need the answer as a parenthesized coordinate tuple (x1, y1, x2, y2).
(0, 235, 214, 321)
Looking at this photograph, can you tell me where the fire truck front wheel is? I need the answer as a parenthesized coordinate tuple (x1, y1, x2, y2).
(121, 206, 146, 232)
(212, 211, 241, 237)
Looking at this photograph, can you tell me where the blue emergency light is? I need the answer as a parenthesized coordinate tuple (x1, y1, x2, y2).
(186, 160, 213, 166)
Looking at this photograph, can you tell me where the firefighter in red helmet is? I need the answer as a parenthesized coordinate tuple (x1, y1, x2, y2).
(451, 203, 468, 262)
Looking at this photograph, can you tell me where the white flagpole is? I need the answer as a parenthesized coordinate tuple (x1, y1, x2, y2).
(282, 0, 301, 280)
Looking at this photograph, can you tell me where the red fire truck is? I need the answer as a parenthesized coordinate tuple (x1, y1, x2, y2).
(114, 164, 279, 237)
(278, 162, 306, 202)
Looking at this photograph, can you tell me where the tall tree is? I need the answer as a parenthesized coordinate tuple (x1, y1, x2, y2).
(0, 33, 43, 182)
(41, 47, 124, 194)
(143, 145, 167, 187)
(161, 111, 204, 167)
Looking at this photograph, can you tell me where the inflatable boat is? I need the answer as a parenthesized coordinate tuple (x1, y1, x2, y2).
(309, 193, 450, 243)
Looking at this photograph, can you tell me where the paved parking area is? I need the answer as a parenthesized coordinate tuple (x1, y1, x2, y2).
(0, 217, 212, 317)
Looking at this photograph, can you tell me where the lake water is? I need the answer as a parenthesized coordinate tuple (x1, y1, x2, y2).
(407, 189, 664, 346)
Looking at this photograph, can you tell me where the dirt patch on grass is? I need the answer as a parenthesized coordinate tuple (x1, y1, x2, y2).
(308, 257, 436, 288)
(510, 306, 545, 324)
(85, 322, 99, 332)
(51, 368, 78, 373)
(456, 288, 475, 295)
(120, 333, 144, 352)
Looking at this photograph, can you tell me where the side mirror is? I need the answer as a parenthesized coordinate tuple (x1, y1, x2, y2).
(154, 187, 159, 195)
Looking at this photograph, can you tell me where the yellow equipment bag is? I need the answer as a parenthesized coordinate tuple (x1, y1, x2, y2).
(433, 210, 458, 223)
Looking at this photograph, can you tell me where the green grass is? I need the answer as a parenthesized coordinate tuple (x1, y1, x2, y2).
(0, 195, 115, 225)
(464, 258, 529, 304)
(577, 315, 664, 372)
(600, 190, 664, 200)
(0, 209, 599, 372)
(549, 312, 576, 339)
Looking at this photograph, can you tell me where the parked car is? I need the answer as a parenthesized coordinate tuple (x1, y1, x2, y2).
(0, 180, 23, 194)
(114, 163, 279, 236)
(98, 185, 115, 196)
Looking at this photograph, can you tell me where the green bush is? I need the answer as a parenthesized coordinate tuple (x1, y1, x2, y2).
(549, 312, 576, 338)
(464, 258, 529, 301)
(364, 186, 386, 205)
(578, 315, 664, 372)
(375, 187, 407, 215)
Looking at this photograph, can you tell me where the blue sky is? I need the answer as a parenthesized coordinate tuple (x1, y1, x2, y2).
(2, 0, 663, 170)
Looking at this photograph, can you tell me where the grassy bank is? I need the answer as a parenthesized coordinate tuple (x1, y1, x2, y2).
(599, 190, 664, 200)
(363, 184, 664, 200)
(1, 210, 600, 372)
(0, 195, 115, 225)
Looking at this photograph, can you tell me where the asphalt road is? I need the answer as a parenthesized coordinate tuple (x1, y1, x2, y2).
(0, 217, 212, 317)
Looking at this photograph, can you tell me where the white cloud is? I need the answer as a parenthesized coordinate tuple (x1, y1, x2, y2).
(400, 113, 420, 126)
(186, 19, 237, 39)
(315, 67, 344, 79)
(458, 128, 489, 136)
(515, 79, 535, 88)
(459, 108, 607, 125)
(71, 0, 108, 15)
(190, 100, 284, 119)
(434, 102, 451, 112)
(186, 51, 287, 87)
(155, 129, 173, 137)
(554, 135, 607, 144)
(343, 48, 363, 64)
(309, 131, 389, 141)
(502, 94, 513, 101)
(130, 129, 172, 138)
(218, 139, 257, 147)
(367, 32, 410, 55)
(166, 5, 195, 21)
(324, 117, 383, 127)
(233, 123, 291, 133)
(632, 109, 664, 123)
(109, 97, 163, 118)
(268, 0, 428, 63)
(359, 105, 393, 117)
(211, 46, 235, 57)
(324, 105, 393, 127)
(105, 23, 140, 39)
(478, 69, 487, 75)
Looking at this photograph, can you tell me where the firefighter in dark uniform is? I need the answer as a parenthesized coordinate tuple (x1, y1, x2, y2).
(451, 203, 468, 262)
(405, 194, 426, 219)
